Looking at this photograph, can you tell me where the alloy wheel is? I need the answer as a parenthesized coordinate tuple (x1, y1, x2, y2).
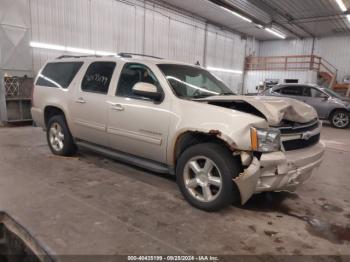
(183, 156, 222, 202)
(332, 112, 349, 128)
(49, 122, 65, 151)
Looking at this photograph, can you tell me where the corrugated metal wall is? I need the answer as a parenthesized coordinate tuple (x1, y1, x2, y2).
(314, 35, 350, 82)
(258, 36, 350, 82)
(29, 0, 252, 93)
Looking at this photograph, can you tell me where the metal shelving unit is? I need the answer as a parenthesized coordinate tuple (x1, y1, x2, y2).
(0, 74, 33, 124)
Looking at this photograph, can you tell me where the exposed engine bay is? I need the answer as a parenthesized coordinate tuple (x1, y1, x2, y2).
(196, 95, 318, 126)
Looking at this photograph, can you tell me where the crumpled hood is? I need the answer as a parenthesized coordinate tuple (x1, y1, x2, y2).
(197, 95, 318, 126)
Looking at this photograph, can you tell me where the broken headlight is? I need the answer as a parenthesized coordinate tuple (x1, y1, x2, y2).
(250, 127, 281, 152)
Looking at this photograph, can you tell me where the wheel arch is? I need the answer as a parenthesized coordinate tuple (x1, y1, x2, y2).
(328, 108, 349, 119)
(44, 105, 67, 128)
(172, 130, 237, 167)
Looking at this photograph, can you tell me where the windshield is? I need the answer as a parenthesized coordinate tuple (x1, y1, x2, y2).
(321, 88, 343, 99)
(158, 64, 235, 99)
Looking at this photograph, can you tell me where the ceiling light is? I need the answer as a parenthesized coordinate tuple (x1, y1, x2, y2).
(265, 28, 286, 39)
(220, 6, 252, 23)
(30, 42, 65, 51)
(207, 66, 243, 74)
(256, 24, 264, 29)
(66, 47, 95, 54)
(96, 51, 117, 56)
(335, 0, 347, 12)
(347, 14, 350, 22)
(30, 41, 117, 56)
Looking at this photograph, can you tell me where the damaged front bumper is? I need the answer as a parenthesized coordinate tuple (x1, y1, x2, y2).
(234, 142, 326, 204)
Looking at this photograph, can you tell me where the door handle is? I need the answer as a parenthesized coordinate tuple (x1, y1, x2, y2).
(110, 103, 124, 111)
(75, 97, 86, 104)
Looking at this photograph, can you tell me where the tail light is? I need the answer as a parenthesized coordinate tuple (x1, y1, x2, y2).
(31, 84, 35, 107)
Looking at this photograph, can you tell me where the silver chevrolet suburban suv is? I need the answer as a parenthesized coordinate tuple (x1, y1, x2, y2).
(31, 53, 325, 211)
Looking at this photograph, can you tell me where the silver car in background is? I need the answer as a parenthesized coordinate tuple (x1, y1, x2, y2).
(262, 84, 350, 128)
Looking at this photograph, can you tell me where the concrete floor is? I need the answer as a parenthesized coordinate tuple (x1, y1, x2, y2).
(0, 124, 349, 257)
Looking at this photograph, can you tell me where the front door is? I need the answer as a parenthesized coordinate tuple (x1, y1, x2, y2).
(302, 86, 329, 119)
(107, 63, 171, 163)
(69, 61, 116, 147)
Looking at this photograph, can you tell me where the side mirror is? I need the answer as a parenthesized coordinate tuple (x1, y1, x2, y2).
(132, 82, 162, 101)
(320, 93, 329, 100)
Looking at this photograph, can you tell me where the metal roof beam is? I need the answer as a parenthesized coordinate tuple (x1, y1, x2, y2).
(249, 0, 315, 38)
(209, 0, 303, 39)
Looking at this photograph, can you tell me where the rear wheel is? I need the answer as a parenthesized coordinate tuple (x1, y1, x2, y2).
(330, 110, 349, 129)
(176, 143, 241, 211)
(47, 115, 76, 156)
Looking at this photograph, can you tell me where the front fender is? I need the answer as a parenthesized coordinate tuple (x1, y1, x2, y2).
(166, 99, 268, 166)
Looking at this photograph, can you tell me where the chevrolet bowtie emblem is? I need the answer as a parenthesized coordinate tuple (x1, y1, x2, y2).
(301, 131, 313, 140)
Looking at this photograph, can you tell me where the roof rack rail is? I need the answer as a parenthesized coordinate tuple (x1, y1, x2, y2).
(118, 52, 163, 59)
(56, 55, 102, 59)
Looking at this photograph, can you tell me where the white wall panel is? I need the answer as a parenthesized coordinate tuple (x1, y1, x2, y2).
(259, 39, 313, 57)
(0, 0, 32, 71)
(90, 0, 116, 52)
(246, 37, 260, 56)
(205, 25, 246, 92)
(114, 1, 141, 53)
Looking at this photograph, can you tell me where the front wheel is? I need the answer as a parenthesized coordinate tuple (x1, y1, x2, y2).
(176, 143, 241, 211)
(330, 110, 350, 129)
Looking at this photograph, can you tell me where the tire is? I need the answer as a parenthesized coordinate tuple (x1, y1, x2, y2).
(329, 110, 350, 129)
(176, 143, 241, 211)
(47, 115, 77, 156)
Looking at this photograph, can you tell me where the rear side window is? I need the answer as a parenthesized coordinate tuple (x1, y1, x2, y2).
(81, 62, 116, 94)
(36, 62, 83, 88)
(310, 88, 324, 98)
(279, 86, 303, 96)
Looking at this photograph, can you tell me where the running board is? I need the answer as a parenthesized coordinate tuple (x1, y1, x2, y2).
(76, 140, 171, 174)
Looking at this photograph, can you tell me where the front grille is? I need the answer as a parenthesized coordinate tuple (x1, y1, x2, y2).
(277, 119, 321, 151)
(278, 119, 319, 134)
(282, 134, 320, 151)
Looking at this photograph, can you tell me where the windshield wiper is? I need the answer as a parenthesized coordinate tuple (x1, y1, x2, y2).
(192, 92, 234, 99)
(219, 92, 235, 96)
(191, 94, 215, 99)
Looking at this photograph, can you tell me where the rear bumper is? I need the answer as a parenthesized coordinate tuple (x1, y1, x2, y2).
(30, 107, 45, 128)
(234, 142, 325, 204)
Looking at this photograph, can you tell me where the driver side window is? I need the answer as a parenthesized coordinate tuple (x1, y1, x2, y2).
(185, 74, 222, 96)
(310, 88, 324, 98)
(304, 86, 325, 97)
(116, 63, 160, 100)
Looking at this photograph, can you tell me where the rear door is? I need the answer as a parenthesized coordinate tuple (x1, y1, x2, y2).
(69, 61, 116, 147)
